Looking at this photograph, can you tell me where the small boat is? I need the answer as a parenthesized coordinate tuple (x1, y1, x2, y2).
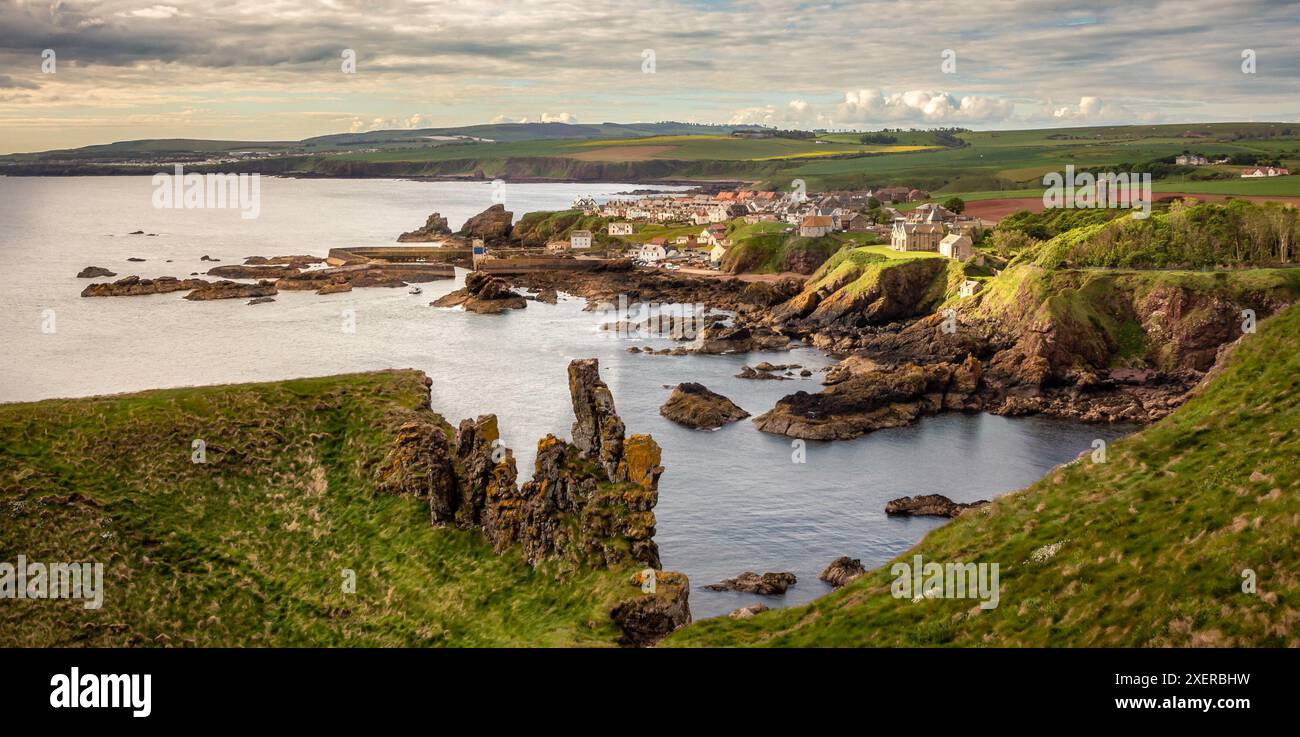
(408, 286, 423, 295)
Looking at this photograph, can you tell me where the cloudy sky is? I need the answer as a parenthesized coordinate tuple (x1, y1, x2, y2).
(2, 0, 1299, 153)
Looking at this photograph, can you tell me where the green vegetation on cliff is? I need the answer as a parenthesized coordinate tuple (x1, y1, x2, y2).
(669, 302, 1300, 647)
(0, 371, 633, 646)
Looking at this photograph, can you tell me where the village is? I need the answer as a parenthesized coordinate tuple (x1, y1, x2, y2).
(541, 186, 986, 271)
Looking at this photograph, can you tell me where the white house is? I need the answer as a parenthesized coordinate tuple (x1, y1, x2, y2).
(1241, 167, 1291, 178)
(799, 215, 834, 237)
(636, 239, 679, 262)
(891, 221, 944, 251)
(959, 279, 982, 298)
(569, 230, 593, 249)
(608, 222, 634, 236)
(939, 232, 973, 260)
(709, 243, 728, 267)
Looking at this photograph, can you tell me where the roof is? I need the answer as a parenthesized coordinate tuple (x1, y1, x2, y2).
(801, 215, 834, 227)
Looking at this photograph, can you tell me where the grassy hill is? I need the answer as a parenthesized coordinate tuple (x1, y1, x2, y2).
(668, 301, 1300, 647)
(0, 371, 633, 647)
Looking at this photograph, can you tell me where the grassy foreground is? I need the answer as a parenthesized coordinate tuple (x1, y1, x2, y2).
(669, 303, 1300, 647)
(0, 371, 631, 647)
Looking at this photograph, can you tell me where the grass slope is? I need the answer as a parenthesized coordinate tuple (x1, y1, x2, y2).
(669, 302, 1300, 647)
(0, 371, 630, 647)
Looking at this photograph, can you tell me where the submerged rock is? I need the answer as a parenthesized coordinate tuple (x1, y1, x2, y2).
(696, 322, 790, 354)
(247, 297, 275, 305)
(704, 571, 797, 595)
(206, 264, 300, 279)
(884, 494, 989, 518)
(76, 266, 116, 279)
(184, 280, 278, 301)
(819, 556, 866, 588)
(659, 383, 749, 429)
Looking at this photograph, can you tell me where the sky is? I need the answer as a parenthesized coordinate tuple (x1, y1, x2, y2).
(2, 0, 1299, 153)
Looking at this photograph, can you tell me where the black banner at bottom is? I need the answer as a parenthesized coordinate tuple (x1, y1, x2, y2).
(0, 647, 1287, 726)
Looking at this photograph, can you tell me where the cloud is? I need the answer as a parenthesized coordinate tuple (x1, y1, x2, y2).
(117, 5, 182, 19)
(833, 89, 1015, 125)
(728, 100, 816, 127)
(489, 112, 577, 124)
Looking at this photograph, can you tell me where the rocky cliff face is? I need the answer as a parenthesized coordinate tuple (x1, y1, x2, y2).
(457, 204, 514, 243)
(373, 359, 687, 644)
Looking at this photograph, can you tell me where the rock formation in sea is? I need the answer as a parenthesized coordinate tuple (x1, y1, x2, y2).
(456, 204, 514, 244)
(373, 358, 687, 645)
(884, 494, 989, 518)
(76, 266, 116, 279)
(183, 280, 278, 301)
(704, 571, 797, 595)
(819, 556, 866, 588)
(81, 275, 208, 297)
(659, 383, 750, 429)
(432, 271, 527, 313)
(397, 212, 452, 242)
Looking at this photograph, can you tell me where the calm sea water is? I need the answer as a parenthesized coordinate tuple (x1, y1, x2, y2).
(0, 176, 1132, 619)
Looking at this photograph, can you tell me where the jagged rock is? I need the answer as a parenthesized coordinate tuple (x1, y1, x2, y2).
(533, 287, 558, 305)
(247, 297, 275, 305)
(206, 264, 300, 279)
(728, 603, 770, 619)
(696, 322, 790, 354)
(375, 421, 460, 524)
(754, 357, 982, 440)
(81, 275, 208, 297)
(819, 556, 866, 588)
(885, 494, 989, 518)
(568, 358, 624, 480)
(432, 272, 527, 313)
(735, 365, 791, 380)
(76, 266, 116, 279)
(456, 204, 514, 243)
(397, 212, 453, 242)
(704, 571, 797, 595)
(184, 280, 278, 301)
(610, 570, 691, 647)
(659, 383, 749, 429)
(742, 277, 802, 307)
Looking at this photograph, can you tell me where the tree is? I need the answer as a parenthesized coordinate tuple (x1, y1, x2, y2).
(942, 196, 966, 214)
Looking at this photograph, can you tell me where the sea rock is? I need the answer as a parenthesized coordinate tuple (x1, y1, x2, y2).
(397, 212, 453, 242)
(184, 280, 278, 301)
(819, 556, 866, 588)
(610, 570, 691, 647)
(431, 271, 527, 313)
(753, 357, 982, 440)
(704, 571, 797, 595)
(735, 365, 791, 380)
(884, 494, 989, 518)
(206, 264, 300, 279)
(696, 322, 790, 354)
(456, 204, 514, 243)
(126, 257, 146, 261)
(533, 287, 558, 305)
(568, 357, 626, 481)
(728, 603, 770, 619)
(659, 383, 749, 429)
(199, 255, 219, 262)
(247, 297, 275, 305)
(244, 255, 325, 267)
(76, 266, 116, 279)
(80, 275, 207, 297)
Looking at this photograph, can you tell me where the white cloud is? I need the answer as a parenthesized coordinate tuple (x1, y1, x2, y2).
(117, 5, 182, 19)
(833, 89, 1014, 125)
(490, 112, 577, 124)
(728, 100, 816, 127)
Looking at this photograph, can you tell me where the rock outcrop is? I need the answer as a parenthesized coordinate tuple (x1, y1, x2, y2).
(728, 603, 770, 619)
(659, 383, 749, 429)
(457, 204, 514, 243)
(184, 280, 278, 301)
(754, 357, 982, 440)
(206, 264, 301, 279)
(81, 275, 208, 297)
(244, 254, 325, 267)
(397, 212, 453, 242)
(373, 359, 686, 645)
(704, 571, 797, 595)
(76, 266, 116, 279)
(432, 271, 528, 313)
(819, 556, 866, 588)
(884, 494, 988, 518)
(696, 322, 790, 354)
